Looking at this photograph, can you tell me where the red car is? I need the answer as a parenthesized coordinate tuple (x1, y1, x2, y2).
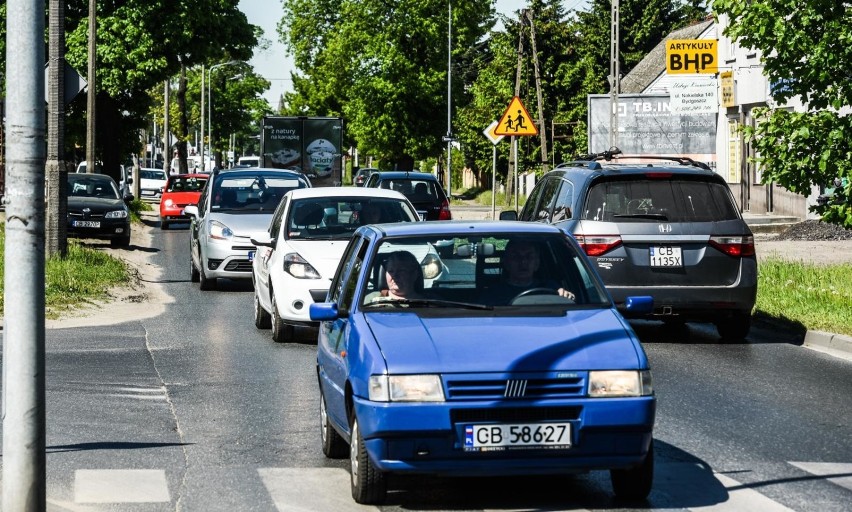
(159, 173, 209, 229)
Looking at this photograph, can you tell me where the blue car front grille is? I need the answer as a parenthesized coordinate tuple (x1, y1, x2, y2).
(451, 406, 581, 424)
(445, 375, 586, 400)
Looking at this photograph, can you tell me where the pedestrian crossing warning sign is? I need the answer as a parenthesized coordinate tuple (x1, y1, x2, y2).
(494, 96, 538, 136)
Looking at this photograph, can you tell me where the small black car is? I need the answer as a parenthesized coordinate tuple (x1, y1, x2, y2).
(67, 173, 133, 247)
(363, 171, 452, 221)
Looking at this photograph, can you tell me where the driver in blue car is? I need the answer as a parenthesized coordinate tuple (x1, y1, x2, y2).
(498, 239, 575, 303)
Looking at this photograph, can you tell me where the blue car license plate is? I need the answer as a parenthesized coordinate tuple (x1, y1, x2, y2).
(464, 422, 572, 451)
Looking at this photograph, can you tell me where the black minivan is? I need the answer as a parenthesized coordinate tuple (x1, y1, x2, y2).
(501, 153, 757, 340)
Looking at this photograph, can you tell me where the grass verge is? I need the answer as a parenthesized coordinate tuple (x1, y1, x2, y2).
(756, 258, 852, 337)
(0, 224, 132, 318)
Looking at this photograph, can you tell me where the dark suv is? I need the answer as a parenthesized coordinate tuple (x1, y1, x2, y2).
(364, 171, 452, 221)
(501, 151, 757, 340)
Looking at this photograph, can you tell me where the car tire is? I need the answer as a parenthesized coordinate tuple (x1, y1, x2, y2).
(320, 393, 347, 459)
(270, 291, 293, 343)
(350, 414, 386, 504)
(254, 290, 271, 329)
(160, 220, 169, 230)
(715, 312, 751, 341)
(190, 254, 200, 283)
(110, 235, 131, 248)
(198, 255, 217, 291)
(610, 441, 654, 500)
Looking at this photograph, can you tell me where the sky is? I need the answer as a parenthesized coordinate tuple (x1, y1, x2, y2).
(238, 1, 589, 106)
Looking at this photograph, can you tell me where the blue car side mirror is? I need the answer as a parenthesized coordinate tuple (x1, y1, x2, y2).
(624, 296, 653, 315)
(310, 302, 340, 321)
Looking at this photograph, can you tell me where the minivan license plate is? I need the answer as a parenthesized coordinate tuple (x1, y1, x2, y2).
(650, 246, 682, 267)
(464, 422, 571, 451)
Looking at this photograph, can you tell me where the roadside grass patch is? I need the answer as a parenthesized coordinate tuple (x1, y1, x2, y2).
(756, 258, 852, 337)
(0, 226, 131, 318)
(129, 198, 153, 223)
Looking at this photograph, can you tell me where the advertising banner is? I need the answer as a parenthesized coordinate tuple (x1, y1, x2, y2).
(261, 117, 343, 186)
(587, 94, 717, 166)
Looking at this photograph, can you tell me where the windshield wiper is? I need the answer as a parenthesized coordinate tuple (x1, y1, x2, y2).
(366, 298, 493, 310)
(612, 213, 668, 220)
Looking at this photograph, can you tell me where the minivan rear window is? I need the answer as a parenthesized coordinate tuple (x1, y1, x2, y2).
(582, 177, 740, 222)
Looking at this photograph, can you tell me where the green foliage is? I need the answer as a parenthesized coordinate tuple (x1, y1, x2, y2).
(715, 0, 852, 227)
(128, 198, 153, 224)
(757, 258, 852, 336)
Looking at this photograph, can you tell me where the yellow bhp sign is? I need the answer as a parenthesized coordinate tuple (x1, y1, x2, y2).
(666, 39, 718, 74)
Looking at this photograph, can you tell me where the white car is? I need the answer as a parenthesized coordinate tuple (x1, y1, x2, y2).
(250, 187, 423, 342)
(139, 168, 168, 201)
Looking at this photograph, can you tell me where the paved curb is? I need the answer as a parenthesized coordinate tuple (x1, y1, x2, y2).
(803, 330, 852, 357)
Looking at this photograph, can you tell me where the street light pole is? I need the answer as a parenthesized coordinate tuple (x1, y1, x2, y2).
(207, 61, 240, 170)
(446, 1, 452, 195)
(200, 64, 205, 171)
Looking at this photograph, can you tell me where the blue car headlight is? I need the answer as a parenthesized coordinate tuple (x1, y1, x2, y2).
(208, 220, 233, 241)
(369, 375, 445, 402)
(105, 210, 128, 219)
(588, 370, 653, 397)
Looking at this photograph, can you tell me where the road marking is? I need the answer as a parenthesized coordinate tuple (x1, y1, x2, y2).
(258, 468, 379, 511)
(789, 462, 852, 492)
(689, 472, 795, 511)
(74, 469, 170, 503)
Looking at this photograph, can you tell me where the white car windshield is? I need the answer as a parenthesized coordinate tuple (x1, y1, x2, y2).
(287, 197, 418, 240)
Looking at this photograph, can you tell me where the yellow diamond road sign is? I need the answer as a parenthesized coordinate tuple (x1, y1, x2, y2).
(494, 96, 538, 136)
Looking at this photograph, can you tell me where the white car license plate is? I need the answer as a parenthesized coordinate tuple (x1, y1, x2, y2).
(72, 220, 100, 228)
(248, 251, 255, 262)
(464, 422, 572, 451)
(650, 246, 682, 267)
(141, 190, 155, 195)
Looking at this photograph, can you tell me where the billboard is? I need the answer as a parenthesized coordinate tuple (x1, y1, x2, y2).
(260, 116, 344, 186)
(587, 94, 717, 166)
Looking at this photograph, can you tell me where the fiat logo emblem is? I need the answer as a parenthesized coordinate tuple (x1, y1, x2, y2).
(658, 224, 672, 233)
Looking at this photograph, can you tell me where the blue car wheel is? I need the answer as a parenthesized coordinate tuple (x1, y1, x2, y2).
(610, 441, 654, 500)
(349, 414, 386, 504)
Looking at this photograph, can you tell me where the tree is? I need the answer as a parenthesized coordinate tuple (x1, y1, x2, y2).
(713, 0, 852, 227)
(278, 0, 494, 167)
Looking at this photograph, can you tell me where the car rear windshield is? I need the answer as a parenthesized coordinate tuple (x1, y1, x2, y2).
(379, 179, 444, 202)
(287, 197, 418, 240)
(582, 176, 740, 222)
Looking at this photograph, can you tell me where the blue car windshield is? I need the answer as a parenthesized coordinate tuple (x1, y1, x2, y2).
(360, 233, 610, 309)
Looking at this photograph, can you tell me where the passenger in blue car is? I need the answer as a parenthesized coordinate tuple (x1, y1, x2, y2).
(497, 239, 575, 303)
(366, 250, 424, 302)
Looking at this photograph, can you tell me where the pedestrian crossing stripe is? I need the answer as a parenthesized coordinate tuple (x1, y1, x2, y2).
(494, 96, 538, 136)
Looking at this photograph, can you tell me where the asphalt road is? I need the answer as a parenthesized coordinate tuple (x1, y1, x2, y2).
(1, 215, 850, 511)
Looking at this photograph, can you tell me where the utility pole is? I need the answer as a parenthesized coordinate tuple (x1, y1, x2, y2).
(85, 0, 96, 173)
(200, 64, 205, 169)
(445, 2, 453, 196)
(46, 0, 68, 257)
(4, 0, 47, 509)
(510, 11, 525, 208)
(609, 0, 620, 150)
(526, 10, 548, 174)
(163, 79, 170, 175)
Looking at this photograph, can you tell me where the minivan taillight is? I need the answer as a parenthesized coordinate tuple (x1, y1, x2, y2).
(574, 235, 622, 256)
(438, 199, 452, 220)
(709, 235, 755, 257)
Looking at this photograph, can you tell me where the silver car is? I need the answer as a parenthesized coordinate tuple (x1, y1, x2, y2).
(185, 168, 311, 290)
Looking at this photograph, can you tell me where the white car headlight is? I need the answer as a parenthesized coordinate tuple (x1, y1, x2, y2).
(420, 253, 442, 280)
(105, 210, 128, 219)
(208, 220, 233, 240)
(368, 375, 445, 402)
(588, 370, 653, 397)
(283, 253, 321, 279)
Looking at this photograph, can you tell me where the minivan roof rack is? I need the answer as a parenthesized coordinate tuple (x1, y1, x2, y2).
(561, 147, 711, 171)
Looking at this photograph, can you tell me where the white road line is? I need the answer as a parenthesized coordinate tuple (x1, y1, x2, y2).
(74, 469, 170, 503)
(258, 468, 379, 512)
(789, 462, 852, 493)
(689, 473, 795, 512)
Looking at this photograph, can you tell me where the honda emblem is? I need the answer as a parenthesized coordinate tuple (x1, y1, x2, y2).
(658, 224, 672, 233)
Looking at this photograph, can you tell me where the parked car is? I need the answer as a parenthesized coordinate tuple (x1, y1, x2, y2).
(364, 171, 452, 221)
(500, 151, 757, 340)
(66, 173, 133, 247)
(352, 167, 378, 186)
(159, 173, 209, 229)
(250, 187, 422, 342)
(184, 168, 311, 290)
(138, 168, 169, 201)
(310, 221, 655, 504)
